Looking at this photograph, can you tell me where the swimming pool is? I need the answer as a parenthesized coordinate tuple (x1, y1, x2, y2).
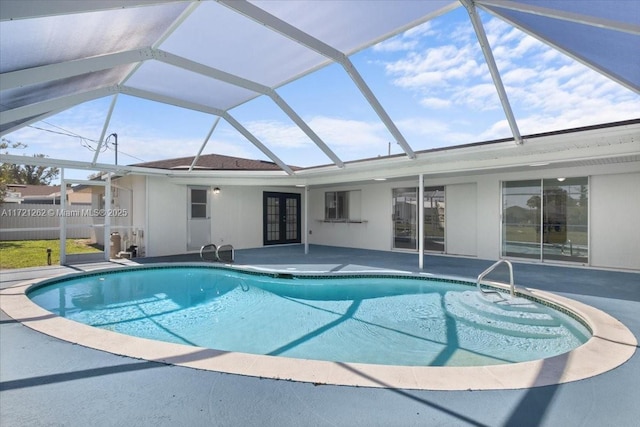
(27, 265, 590, 367)
(2, 262, 636, 390)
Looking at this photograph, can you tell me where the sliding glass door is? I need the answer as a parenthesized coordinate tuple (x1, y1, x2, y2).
(502, 180, 541, 259)
(542, 178, 588, 262)
(393, 188, 417, 250)
(393, 186, 446, 252)
(424, 186, 445, 252)
(502, 178, 588, 263)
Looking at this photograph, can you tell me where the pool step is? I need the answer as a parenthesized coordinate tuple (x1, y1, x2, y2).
(457, 291, 561, 327)
(444, 291, 564, 339)
(473, 291, 543, 313)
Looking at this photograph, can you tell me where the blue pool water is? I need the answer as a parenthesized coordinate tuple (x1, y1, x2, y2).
(28, 266, 591, 367)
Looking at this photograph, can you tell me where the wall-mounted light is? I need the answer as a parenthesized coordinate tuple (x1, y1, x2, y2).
(213, 187, 221, 194)
(557, 177, 566, 182)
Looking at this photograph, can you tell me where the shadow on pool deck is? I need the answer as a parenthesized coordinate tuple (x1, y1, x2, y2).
(2, 244, 639, 426)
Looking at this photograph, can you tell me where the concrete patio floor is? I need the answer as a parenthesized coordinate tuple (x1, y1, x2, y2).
(1, 245, 639, 426)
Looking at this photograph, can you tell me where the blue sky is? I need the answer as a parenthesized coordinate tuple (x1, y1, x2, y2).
(5, 7, 639, 181)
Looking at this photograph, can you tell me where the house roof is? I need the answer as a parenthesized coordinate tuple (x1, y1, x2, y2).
(133, 153, 300, 171)
(1, 1, 638, 176)
(5, 184, 61, 197)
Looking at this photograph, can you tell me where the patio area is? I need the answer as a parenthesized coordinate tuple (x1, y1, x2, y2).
(2, 245, 639, 426)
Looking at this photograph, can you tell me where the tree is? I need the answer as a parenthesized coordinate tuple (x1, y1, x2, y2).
(1, 139, 60, 201)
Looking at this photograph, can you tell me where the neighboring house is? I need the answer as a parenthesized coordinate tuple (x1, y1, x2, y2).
(2, 184, 91, 205)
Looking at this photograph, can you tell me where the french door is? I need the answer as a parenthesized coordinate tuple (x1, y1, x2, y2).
(263, 192, 301, 245)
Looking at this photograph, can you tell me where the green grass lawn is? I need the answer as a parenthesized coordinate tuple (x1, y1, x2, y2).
(0, 239, 102, 269)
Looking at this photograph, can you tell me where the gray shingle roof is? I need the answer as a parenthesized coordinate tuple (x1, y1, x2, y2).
(132, 153, 299, 171)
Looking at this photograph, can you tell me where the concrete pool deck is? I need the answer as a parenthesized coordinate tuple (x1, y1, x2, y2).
(2, 245, 639, 426)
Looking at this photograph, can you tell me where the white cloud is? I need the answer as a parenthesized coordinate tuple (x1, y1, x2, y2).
(246, 120, 310, 149)
(373, 38, 419, 53)
(398, 117, 450, 136)
(385, 44, 483, 91)
(308, 116, 388, 150)
(501, 68, 538, 85)
(419, 97, 452, 109)
(373, 21, 435, 52)
(453, 83, 501, 111)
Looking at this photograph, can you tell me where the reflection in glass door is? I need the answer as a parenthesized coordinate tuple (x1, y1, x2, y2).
(424, 187, 445, 252)
(502, 178, 588, 263)
(393, 188, 417, 250)
(542, 178, 588, 262)
(502, 180, 542, 259)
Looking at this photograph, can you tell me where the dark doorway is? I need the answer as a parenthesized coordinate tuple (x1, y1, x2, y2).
(263, 192, 301, 245)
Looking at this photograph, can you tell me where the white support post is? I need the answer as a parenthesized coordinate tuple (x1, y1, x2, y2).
(104, 173, 112, 261)
(59, 169, 66, 265)
(418, 174, 424, 269)
(304, 186, 309, 254)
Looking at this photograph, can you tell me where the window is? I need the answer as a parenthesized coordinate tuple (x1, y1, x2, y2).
(324, 190, 361, 221)
(190, 188, 208, 219)
(325, 191, 349, 220)
(502, 177, 588, 263)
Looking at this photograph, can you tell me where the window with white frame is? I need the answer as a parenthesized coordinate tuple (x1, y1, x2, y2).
(324, 190, 361, 221)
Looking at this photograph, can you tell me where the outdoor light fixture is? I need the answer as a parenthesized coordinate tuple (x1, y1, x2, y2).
(213, 187, 221, 194)
(557, 177, 566, 182)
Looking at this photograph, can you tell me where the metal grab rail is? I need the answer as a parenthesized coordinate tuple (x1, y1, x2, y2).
(477, 259, 515, 297)
(200, 243, 217, 262)
(200, 243, 234, 263)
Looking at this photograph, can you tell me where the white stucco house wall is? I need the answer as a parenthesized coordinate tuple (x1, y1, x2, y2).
(103, 120, 639, 271)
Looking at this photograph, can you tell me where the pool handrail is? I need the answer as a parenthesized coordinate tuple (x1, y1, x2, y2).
(200, 243, 217, 262)
(200, 243, 234, 263)
(477, 259, 515, 298)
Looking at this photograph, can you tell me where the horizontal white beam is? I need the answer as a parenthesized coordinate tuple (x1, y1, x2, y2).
(154, 49, 268, 94)
(477, 0, 640, 35)
(0, 0, 183, 21)
(2, 121, 637, 186)
(0, 110, 60, 137)
(217, 0, 345, 62)
(0, 86, 116, 126)
(121, 86, 226, 116)
(1, 48, 154, 91)
(0, 153, 292, 180)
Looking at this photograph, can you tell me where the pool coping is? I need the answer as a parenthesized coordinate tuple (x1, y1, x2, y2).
(1, 264, 636, 391)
